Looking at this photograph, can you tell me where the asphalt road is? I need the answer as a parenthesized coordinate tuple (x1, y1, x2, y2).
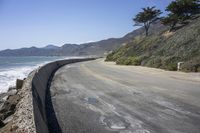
(50, 59, 200, 133)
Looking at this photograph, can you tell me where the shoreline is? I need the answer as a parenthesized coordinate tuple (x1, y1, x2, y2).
(0, 69, 36, 132)
(0, 57, 96, 132)
(0, 56, 92, 94)
(0, 56, 72, 94)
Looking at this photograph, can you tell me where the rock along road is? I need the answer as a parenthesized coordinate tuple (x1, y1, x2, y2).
(49, 59, 200, 133)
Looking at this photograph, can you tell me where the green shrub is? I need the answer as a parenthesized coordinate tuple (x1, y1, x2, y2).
(166, 63, 177, 71)
(105, 52, 115, 61)
(182, 57, 200, 72)
(105, 46, 128, 61)
(116, 56, 141, 65)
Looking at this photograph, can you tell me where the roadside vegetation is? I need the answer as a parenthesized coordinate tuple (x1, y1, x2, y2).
(106, 0, 200, 72)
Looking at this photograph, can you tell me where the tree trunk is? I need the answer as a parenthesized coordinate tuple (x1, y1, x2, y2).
(169, 21, 177, 32)
(145, 28, 148, 36)
(144, 23, 149, 36)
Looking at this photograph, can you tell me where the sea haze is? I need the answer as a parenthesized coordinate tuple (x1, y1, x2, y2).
(0, 56, 75, 93)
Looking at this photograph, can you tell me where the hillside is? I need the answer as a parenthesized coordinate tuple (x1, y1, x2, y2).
(0, 21, 165, 57)
(106, 16, 200, 72)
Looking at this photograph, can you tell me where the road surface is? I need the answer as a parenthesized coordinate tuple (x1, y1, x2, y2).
(49, 59, 200, 133)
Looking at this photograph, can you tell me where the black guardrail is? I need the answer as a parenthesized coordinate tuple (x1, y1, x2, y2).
(31, 58, 95, 133)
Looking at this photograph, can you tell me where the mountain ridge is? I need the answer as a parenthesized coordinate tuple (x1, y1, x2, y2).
(0, 21, 165, 56)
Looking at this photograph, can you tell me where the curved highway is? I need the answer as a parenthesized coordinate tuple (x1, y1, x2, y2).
(49, 59, 200, 133)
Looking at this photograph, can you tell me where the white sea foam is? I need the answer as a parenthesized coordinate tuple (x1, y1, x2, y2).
(0, 63, 45, 93)
(0, 56, 85, 93)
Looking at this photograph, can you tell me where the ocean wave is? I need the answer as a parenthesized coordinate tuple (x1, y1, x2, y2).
(0, 56, 83, 93)
(0, 60, 51, 93)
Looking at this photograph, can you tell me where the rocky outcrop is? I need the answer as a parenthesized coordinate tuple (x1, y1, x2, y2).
(0, 72, 36, 133)
(0, 94, 20, 121)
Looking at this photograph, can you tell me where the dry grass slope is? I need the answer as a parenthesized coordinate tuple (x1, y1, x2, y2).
(106, 16, 200, 72)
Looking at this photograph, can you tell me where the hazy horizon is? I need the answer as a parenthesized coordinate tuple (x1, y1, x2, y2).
(0, 0, 172, 50)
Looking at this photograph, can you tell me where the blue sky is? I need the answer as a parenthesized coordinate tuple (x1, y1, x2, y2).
(0, 0, 172, 50)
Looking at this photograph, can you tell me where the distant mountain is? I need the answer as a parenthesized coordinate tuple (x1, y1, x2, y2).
(42, 45, 60, 50)
(0, 21, 166, 56)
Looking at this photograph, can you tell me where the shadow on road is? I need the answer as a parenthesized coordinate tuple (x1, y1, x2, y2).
(46, 69, 62, 133)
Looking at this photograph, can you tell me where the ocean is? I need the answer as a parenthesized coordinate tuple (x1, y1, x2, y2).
(0, 56, 74, 93)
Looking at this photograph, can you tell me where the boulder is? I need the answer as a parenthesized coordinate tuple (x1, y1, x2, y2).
(0, 120, 5, 128)
(0, 94, 20, 120)
(3, 115, 13, 124)
(7, 90, 17, 96)
(16, 79, 24, 90)
(1, 96, 8, 102)
(8, 87, 16, 92)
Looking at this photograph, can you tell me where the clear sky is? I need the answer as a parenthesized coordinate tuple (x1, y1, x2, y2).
(0, 0, 172, 50)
